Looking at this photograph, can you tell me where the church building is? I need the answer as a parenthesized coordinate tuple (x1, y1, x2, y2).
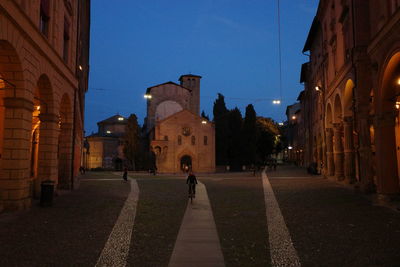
(144, 74, 215, 173)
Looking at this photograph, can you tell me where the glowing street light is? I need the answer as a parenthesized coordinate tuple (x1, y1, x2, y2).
(315, 86, 321, 91)
(278, 122, 284, 126)
(292, 115, 296, 120)
(118, 117, 124, 121)
(201, 120, 207, 124)
(397, 78, 400, 85)
(144, 94, 152, 99)
(272, 99, 281, 104)
(396, 101, 400, 109)
(288, 146, 293, 150)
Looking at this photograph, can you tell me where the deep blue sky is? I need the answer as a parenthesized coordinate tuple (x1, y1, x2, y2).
(85, 0, 319, 135)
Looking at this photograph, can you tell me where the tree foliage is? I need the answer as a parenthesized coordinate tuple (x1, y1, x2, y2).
(123, 114, 141, 170)
(242, 104, 257, 165)
(227, 107, 243, 170)
(213, 93, 230, 165)
(201, 110, 210, 121)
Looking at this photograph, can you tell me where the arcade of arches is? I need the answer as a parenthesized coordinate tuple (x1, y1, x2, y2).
(0, 0, 89, 213)
(300, 52, 400, 196)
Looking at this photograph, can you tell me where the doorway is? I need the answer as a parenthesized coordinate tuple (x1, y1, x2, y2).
(180, 155, 192, 172)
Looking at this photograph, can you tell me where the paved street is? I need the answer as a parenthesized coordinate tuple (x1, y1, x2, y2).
(1, 167, 400, 266)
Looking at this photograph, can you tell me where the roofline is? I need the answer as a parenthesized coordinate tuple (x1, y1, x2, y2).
(178, 74, 202, 81)
(302, 16, 320, 53)
(156, 109, 212, 125)
(146, 81, 192, 94)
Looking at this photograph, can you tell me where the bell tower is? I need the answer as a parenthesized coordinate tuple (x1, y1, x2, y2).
(179, 74, 201, 115)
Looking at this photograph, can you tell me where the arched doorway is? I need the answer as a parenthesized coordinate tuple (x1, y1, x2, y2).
(343, 80, 356, 183)
(32, 74, 55, 196)
(180, 155, 192, 172)
(375, 51, 400, 193)
(333, 94, 344, 180)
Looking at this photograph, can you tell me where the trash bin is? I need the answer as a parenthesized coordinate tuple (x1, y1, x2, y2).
(40, 180, 55, 207)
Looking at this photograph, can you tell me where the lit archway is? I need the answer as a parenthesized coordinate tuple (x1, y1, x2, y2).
(180, 155, 192, 172)
(32, 74, 55, 196)
(374, 51, 400, 193)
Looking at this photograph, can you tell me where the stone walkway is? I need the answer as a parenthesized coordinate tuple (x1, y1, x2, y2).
(168, 182, 225, 267)
(96, 177, 139, 267)
(262, 169, 300, 267)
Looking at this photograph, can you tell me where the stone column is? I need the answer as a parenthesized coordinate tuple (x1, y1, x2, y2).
(1, 97, 33, 211)
(37, 113, 60, 193)
(58, 122, 73, 190)
(333, 123, 344, 180)
(343, 117, 356, 184)
(374, 111, 400, 194)
(325, 128, 335, 176)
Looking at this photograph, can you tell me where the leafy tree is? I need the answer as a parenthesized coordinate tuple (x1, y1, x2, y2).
(227, 107, 243, 170)
(255, 117, 280, 164)
(242, 104, 257, 165)
(213, 93, 230, 165)
(123, 114, 141, 170)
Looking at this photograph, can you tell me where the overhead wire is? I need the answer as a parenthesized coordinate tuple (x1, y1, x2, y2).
(277, 0, 283, 102)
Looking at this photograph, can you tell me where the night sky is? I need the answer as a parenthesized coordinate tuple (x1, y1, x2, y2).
(85, 0, 319, 135)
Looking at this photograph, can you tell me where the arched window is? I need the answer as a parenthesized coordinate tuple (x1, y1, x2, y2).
(191, 136, 195, 145)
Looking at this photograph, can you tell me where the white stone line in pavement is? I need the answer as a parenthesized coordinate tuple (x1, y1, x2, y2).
(95, 179, 139, 267)
(81, 179, 123, 181)
(262, 170, 301, 267)
(168, 182, 225, 267)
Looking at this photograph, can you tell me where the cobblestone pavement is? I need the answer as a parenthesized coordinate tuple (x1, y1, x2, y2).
(268, 165, 400, 267)
(1, 167, 400, 267)
(0, 172, 130, 267)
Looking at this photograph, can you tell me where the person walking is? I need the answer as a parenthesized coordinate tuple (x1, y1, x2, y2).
(123, 167, 128, 182)
(186, 171, 198, 197)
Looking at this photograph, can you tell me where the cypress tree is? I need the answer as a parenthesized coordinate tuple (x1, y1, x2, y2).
(242, 104, 257, 165)
(213, 93, 230, 165)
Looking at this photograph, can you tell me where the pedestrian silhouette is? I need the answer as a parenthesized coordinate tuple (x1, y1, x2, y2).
(123, 168, 128, 182)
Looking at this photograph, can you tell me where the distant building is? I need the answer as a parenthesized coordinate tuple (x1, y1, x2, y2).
(144, 75, 215, 173)
(299, 0, 400, 194)
(285, 102, 303, 165)
(85, 115, 127, 170)
(0, 0, 90, 212)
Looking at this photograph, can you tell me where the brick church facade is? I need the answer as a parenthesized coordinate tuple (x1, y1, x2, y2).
(0, 0, 90, 212)
(145, 75, 215, 173)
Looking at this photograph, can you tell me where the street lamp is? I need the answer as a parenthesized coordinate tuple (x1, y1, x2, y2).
(292, 115, 296, 120)
(201, 120, 207, 124)
(144, 94, 152, 99)
(272, 99, 281, 104)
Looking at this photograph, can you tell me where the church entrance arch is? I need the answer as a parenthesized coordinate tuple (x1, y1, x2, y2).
(180, 155, 192, 172)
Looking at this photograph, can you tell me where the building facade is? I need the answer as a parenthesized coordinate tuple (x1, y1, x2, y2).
(85, 115, 127, 170)
(298, 0, 400, 195)
(0, 0, 90, 212)
(145, 74, 215, 173)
